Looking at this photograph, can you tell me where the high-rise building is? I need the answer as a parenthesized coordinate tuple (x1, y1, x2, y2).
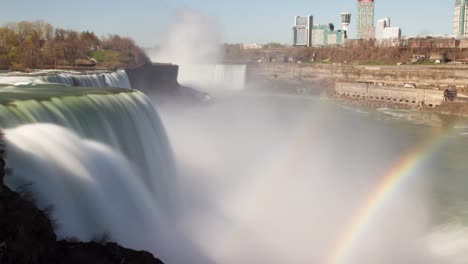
(357, 0, 375, 39)
(293, 16, 313, 47)
(454, 0, 468, 37)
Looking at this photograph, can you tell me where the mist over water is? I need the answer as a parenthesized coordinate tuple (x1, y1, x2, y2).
(149, 14, 468, 261)
(150, 10, 221, 65)
(156, 94, 468, 263)
(2, 79, 468, 263)
(150, 11, 247, 91)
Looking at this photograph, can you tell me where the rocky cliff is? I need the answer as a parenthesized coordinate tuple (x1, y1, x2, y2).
(127, 63, 209, 104)
(249, 63, 468, 94)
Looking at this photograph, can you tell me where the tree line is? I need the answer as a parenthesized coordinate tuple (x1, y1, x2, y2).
(0, 20, 149, 71)
(224, 39, 468, 65)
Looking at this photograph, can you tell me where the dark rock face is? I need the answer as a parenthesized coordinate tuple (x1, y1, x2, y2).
(126, 63, 180, 94)
(0, 157, 4, 187)
(0, 131, 4, 187)
(54, 241, 164, 264)
(126, 63, 209, 105)
(0, 185, 57, 264)
(0, 131, 165, 264)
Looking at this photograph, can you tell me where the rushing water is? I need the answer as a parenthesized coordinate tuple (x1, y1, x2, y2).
(0, 85, 188, 262)
(0, 70, 131, 88)
(178, 64, 247, 91)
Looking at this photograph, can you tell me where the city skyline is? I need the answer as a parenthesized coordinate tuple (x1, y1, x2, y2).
(0, 0, 455, 46)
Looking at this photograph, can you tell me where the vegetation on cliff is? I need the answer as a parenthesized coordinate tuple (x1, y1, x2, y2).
(0, 20, 149, 71)
(224, 39, 468, 65)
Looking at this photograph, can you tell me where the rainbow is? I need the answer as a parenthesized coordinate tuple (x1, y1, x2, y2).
(213, 97, 454, 263)
(327, 128, 448, 264)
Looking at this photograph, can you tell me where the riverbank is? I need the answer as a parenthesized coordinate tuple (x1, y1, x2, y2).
(332, 89, 468, 117)
(247, 62, 468, 116)
(248, 63, 468, 92)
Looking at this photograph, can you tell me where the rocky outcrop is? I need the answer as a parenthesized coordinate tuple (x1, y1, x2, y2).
(53, 241, 164, 264)
(127, 63, 209, 104)
(0, 131, 164, 264)
(0, 185, 56, 264)
(0, 131, 4, 188)
(430, 101, 468, 116)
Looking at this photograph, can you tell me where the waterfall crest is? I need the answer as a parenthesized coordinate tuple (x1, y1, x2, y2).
(43, 70, 131, 88)
(0, 70, 131, 89)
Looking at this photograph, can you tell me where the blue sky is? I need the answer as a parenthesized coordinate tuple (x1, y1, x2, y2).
(0, 0, 454, 47)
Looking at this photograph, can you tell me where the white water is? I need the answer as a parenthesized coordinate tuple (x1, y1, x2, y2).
(43, 70, 131, 88)
(5, 124, 169, 249)
(0, 86, 195, 261)
(0, 69, 131, 89)
(178, 64, 247, 91)
(1, 88, 175, 212)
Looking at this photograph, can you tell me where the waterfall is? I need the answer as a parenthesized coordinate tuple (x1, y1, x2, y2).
(0, 70, 131, 89)
(0, 85, 177, 257)
(43, 70, 131, 88)
(178, 64, 247, 91)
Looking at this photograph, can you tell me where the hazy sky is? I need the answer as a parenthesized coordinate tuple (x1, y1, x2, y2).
(0, 0, 454, 47)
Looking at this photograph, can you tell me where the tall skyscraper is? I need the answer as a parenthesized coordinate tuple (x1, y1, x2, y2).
(293, 16, 313, 47)
(454, 0, 468, 37)
(357, 0, 375, 39)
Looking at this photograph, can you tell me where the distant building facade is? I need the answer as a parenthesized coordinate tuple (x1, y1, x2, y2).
(404, 38, 459, 49)
(357, 0, 375, 39)
(454, 0, 468, 37)
(375, 17, 401, 46)
(293, 16, 313, 47)
(242, 43, 264, 49)
(311, 24, 344, 47)
(460, 38, 468, 48)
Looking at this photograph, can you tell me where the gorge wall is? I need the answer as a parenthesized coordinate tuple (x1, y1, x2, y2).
(335, 82, 445, 107)
(248, 63, 468, 93)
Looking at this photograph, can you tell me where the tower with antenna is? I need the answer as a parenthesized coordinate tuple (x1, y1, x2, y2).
(341, 12, 351, 39)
